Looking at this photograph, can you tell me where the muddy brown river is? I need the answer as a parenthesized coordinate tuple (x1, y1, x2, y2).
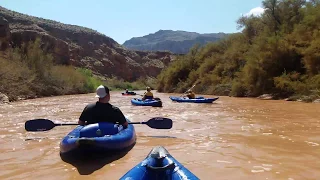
(0, 91, 319, 180)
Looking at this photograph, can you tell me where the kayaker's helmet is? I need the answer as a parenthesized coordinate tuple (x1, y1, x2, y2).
(146, 87, 151, 91)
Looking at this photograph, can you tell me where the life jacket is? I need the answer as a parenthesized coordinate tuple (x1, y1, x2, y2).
(187, 92, 195, 99)
(144, 91, 154, 99)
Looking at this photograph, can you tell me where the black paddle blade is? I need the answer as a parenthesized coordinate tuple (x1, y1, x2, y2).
(25, 119, 55, 131)
(146, 117, 173, 129)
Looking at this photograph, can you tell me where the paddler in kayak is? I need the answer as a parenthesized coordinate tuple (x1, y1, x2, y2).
(184, 90, 196, 99)
(78, 85, 128, 128)
(142, 86, 154, 100)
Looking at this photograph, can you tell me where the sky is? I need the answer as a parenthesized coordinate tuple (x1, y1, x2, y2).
(0, 0, 265, 44)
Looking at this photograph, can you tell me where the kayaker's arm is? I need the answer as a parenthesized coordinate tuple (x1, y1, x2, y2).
(115, 108, 128, 128)
(122, 121, 128, 128)
(78, 104, 93, 126)
(78, 120, 86, 126)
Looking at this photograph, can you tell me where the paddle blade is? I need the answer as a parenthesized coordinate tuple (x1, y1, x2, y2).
(25, 119, 55, 131)
(146, 117, 173, 129)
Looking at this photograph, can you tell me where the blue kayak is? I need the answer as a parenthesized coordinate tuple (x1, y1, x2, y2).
(169, 96, 219, 103)
(60, 119, 136, 154)
(131, 98, 162, 107)
(120, 146, 199, 180)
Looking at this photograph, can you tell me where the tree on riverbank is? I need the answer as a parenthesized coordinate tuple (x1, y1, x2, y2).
(0, 38, 102, 101)
(156, 0, 320, 101)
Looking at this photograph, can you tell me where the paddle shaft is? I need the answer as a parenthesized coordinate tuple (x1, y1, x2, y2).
(56, 123, 78, 126)
(56, 122, 145, 125)
(25, 117, 172, 131)
(64, 119, 169, 129)
(128, 122, 146, 124)
(180, 84, 197, 97)
(135, 94, 161, 100)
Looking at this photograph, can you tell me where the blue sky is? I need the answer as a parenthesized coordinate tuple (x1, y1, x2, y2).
(0, 0, 264, 44)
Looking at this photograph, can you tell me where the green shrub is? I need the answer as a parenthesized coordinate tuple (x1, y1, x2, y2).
(0, 38, 103, 100)
(77, 68, 102, 92)
(231, 81, 246, 97)
(103, 76, 153, 91)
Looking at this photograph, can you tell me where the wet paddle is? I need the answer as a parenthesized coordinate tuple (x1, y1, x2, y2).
(25, 117, 173, 132)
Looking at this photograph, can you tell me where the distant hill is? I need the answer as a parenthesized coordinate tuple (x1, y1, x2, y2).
(123, 30, 229, 54)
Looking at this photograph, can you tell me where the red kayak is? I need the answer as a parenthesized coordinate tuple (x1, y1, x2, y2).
(122, 92, 137, 96)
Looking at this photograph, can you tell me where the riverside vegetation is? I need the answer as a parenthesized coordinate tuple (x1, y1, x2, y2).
(0, 38, 150, 102)
(0, 4, 174, 103)
(156, 0, 320, 102)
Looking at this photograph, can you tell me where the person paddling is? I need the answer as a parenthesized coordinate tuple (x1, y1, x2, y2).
(184, 90, 196, 99)
(78, 85, 128, 128)
(142, 87, 154, 100)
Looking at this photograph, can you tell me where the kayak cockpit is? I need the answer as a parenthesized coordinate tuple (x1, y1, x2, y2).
(141, 146, 176, 172)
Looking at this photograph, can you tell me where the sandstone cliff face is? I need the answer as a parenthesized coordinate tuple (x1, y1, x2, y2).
(0, 6, 174, 81)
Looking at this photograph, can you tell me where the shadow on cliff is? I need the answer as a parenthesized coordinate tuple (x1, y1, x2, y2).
(60, 143, 135, 175)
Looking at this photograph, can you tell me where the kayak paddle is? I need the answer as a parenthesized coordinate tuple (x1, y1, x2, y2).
(25, 117, 173, 132)
(129, 117, 170, 129)
(136, 95, 162, 101)
(180, 82, 199, 97)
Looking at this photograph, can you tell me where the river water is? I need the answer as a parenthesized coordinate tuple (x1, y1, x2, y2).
(0, 91, 319, 180)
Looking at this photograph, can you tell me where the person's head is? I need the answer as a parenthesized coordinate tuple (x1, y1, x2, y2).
(146, 87, 151, 92)
(95, 85, 110, 103)
(125, 89, 128, 92)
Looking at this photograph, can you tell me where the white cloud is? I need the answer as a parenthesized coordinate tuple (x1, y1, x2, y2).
(244, 7, 265, 17)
